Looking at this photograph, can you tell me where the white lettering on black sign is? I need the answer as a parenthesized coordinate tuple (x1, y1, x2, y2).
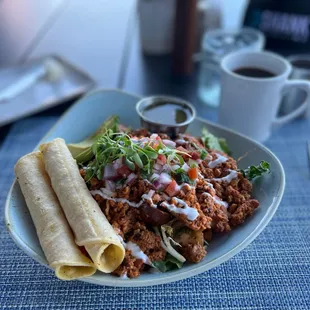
(260, 10, 310, 43)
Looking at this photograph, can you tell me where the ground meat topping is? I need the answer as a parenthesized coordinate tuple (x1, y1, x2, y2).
(128, 227, 166, 262)
(230, 199, 259, 226)
(113, 250, 144, 278)
(80, 128, 261, 278)
(180, 243, 207, 263)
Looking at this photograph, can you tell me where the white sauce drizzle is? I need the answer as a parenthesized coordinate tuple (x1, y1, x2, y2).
(126, 242, 152, 265)
(120, 273, 128, 279)
(141, 190, 157, 207)
(207, 169, 238, 183)
(117, 235, 126, 247)
(203, 192, 228, 208)
(208, 153, 228, 169)
(117, 235, 152, 266)
(90, 189, 157, 208)
(161, 197, 199, 221)
(207, 182, 214, 189)
(91, 184, 197, 221)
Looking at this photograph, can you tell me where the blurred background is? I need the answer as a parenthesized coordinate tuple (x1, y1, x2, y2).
(0, 0, 310, 135)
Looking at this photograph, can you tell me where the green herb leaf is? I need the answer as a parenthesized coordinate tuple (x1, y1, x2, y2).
(132, 152, 143, 168)
(96, 168, 103, 180)
(201, 128, 231, 154)
(200, 149, 207, 160)
(140, 169, 151, 180)
(125, 158, 135, 171)
(153, 254, 184, 272)
(173, 167, 184, 174)
(240, 161, 271, 180)
(143, 147, 158, 159)
(174, 170, 193, 185)
(85, 166, 95, 181)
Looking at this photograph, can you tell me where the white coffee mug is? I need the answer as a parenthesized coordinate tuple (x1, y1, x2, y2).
(218, 51, 310, 142)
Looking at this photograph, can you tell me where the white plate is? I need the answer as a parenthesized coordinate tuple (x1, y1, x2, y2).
(5, 89, 285, 287)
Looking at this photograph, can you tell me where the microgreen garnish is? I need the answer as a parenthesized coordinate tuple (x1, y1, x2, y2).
(140, 169, 151, 180)
(84, 131, 189, 181)
(240, 161, 271, 180)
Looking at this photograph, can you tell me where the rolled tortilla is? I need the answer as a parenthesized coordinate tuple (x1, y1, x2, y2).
(14, 152, 96, 280)
(40, 138, 125, 273)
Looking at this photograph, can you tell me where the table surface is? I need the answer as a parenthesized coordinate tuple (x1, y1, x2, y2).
(1, 2, 310, 310)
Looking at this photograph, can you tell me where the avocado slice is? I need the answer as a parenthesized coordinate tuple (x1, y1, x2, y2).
(67, 115, 119, 163)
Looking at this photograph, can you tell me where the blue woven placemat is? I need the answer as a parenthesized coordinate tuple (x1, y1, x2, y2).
(1, 115, 309, 310)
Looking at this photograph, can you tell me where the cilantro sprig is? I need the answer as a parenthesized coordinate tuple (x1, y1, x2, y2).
(241, 161, 271, 181)
(173, 168, 194, 184)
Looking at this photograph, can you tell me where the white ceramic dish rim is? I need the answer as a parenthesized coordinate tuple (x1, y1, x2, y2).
(4, 88, 285, 287)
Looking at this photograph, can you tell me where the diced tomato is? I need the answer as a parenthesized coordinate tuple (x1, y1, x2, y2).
(157, 154, 167, 165)
(149, 134, 162, 150)
(117, 165, 132, 178)
(165, 180, 179, 197)
(152, 141, 160, 150)
(190, 151, 200, 160)
(188, 167, 198, 180)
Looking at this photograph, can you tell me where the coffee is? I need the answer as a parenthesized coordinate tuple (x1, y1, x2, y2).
(233, 67, 275, 78)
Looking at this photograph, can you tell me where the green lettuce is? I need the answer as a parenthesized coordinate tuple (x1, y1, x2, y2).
(201, 128, 231, 154)
(153, 254, 184, 272)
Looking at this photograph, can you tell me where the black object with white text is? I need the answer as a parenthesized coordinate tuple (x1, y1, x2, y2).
(244, 0, 310, 53)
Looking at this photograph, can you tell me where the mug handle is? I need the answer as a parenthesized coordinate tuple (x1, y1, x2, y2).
(274, 79, 310, 125)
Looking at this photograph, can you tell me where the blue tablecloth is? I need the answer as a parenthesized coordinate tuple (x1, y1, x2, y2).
(1, 115, 309, 310)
